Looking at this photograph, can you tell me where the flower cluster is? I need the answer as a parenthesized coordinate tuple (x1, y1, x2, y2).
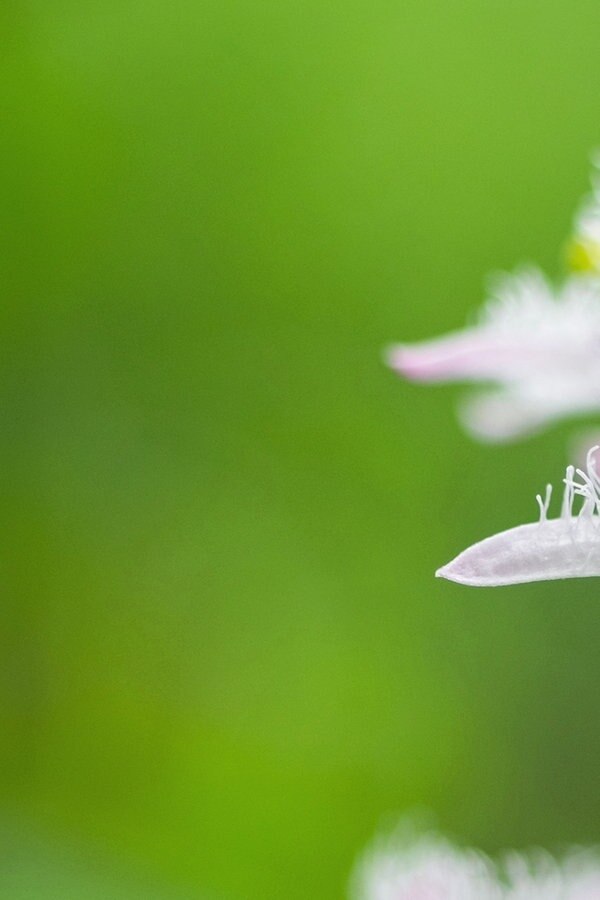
(388, 157, 600, 586)
(351, 826, 600, 900)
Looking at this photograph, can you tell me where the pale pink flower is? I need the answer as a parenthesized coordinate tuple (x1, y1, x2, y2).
(350, 827, 500, 900)
(437, 447, 600, 587)
(351, 826, 600, 899)
(387, 270, 600, 442)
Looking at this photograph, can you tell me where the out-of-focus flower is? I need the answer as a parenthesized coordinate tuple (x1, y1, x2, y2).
(437, 447, 600, 587)
(350, 825, 600, 900)
(349, 825, 501, 900)
(387, 269, 600, 442)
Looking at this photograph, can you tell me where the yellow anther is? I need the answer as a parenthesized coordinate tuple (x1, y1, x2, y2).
(566, 237, 600, 273)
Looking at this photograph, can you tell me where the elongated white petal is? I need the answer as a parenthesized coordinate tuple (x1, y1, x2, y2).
(386, 332, 532, 384)
(436, 518, 600, 587)
(437, 447, 600, 587)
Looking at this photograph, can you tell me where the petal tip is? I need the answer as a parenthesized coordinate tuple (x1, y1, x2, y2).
(383, 343, 405, 372)
(384, 343, 434, 382)
(435, 559, 484, 587)
(436, 563, 460, 584)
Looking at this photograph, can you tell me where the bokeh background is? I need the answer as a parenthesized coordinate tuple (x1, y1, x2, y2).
(3, 1, 600, 897)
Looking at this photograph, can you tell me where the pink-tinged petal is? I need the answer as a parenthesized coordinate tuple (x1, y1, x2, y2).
(436, 518, 600, 587)
(385, 332, 524, 384)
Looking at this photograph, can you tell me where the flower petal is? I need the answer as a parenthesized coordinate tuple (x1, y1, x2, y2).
(459, 390, 553, 442)
(436, 518, 600, 587)
(350, 826, 500, 900)
(386, 332, 527, 384)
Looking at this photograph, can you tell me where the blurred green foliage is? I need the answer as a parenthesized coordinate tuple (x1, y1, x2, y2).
(3, 1, 600, 897)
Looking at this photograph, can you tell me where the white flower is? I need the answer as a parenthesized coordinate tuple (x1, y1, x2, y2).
(437, 446, 600, 587)
(387, 269, 600, 442)
(350, 826, 501, 900)
(351, 825, 600, 900)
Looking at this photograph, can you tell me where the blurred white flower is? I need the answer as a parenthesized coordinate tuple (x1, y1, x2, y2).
(387, 269, 600, 442)
(350, 826, 501, 900)
(351, 825, 600, 900)
(437, 446, 600, 587)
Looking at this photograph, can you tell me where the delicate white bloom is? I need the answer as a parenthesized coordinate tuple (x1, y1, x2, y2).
(387, 269, 600, 441)
(351, 825, 600, 900)
(437, 447, 600, 587)
(350, 826, 501, 900)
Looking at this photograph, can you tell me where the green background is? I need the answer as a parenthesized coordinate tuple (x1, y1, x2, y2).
(3, 1, 600, 897)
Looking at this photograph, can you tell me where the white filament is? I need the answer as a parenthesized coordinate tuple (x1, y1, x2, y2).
(536, 484, 552, 523)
